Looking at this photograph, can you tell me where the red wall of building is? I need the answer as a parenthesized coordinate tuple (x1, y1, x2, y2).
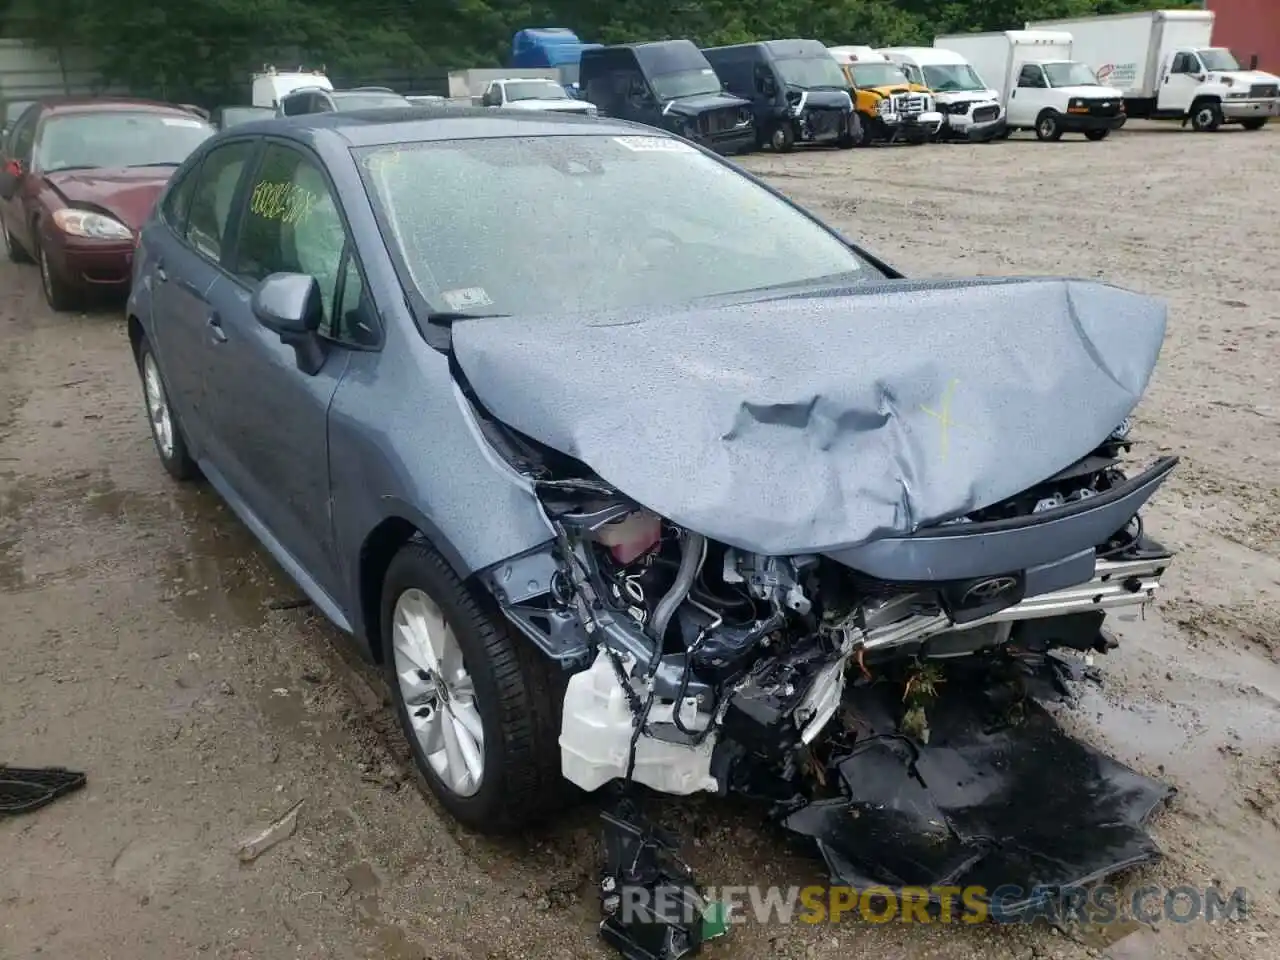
(1208, 0, 1280, 73)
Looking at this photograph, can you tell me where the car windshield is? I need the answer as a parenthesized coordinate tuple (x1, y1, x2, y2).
(504, 80, 569, 101)
(1044, 62, 1100, 87)
(922, 63, 986, 92)
(35, 111, 214, 172)
(333, 92, 411, 110)
(774, 56, 848, 89)
(1198, 48, 1241, 71)
(649, 68, 721, 100)
(848, 62, 911, 88)
(359, 134, 876, 316)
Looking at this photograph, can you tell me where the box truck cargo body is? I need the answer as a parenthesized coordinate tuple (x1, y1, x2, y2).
(1028, 9, 1279, 130)
(934, 31, 1125, 141)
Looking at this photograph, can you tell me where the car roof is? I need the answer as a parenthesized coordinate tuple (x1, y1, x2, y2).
(35, 96, 204, 117)
(222, 107, 651, 147)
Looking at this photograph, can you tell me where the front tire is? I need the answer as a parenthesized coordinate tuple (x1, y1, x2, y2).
(136, 336, 198, 481)
(770, 123, 795, 153)
(1241, 118, 1267, 131)
(1035, 111, 1064, 141)
(1190, 100, 1222, 132)
(381, 540, 565, 833)
(35, 234, 81, 312)
(1085, 128, 1110, 141)
(855, 113, 876, 146)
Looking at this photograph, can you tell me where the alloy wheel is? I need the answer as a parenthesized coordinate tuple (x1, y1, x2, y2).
(392, 587, 485, 797)
(142, 352, 175, 460)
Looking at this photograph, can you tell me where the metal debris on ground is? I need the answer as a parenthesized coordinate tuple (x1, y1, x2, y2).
(0, 765, 87, 815)
(237, 799, 304, 863)
(599, 797, 728, 960)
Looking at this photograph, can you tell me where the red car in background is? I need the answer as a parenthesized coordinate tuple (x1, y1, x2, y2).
(0, 98, 215, 311)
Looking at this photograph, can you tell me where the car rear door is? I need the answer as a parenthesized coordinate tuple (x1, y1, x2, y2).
(0, 105, 39, 253)
(202, 138, 370, 600)
(145, 138, 258, 454)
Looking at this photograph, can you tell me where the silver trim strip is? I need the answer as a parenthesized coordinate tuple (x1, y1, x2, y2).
(860, 556, 1169, 652)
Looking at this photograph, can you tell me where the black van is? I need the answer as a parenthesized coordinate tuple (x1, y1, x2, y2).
(703, 39, 859, 152)
(579, 40, 756, 155)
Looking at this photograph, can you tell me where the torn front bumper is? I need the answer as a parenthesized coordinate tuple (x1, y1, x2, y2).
(780, 659, 1174, 915)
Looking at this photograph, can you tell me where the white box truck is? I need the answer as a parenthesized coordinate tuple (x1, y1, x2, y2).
(1027, 9, 1279, 132)
(934, 30, 1126, 141)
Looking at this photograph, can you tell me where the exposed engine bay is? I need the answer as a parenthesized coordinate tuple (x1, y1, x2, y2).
(482, 411, 1174, 803)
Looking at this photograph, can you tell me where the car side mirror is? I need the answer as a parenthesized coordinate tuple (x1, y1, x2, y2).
(1193, 73, 1206, 82)
(252, 273, 327, 375)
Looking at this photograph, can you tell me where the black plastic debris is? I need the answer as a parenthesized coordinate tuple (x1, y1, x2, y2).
(781, 662, 1173, 917)
(0, 765, 86, 815)
(599, 798, 711, 960)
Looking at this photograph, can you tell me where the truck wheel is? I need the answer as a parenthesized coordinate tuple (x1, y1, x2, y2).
(770, 124, 796, 153)
(1084, 129, 1110, 141)
(381, 539, 566, 833)
(1035, 111, 1064, 142)
(856, 114, 876, 146)
(1190, 100, 1222, 132)
(1241, 118, 1267, 131)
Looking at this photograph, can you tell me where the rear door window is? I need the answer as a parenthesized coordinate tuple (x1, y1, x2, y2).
(160, 161, 201, 233)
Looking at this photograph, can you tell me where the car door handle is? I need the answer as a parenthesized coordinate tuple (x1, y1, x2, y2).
(207, 311, 227, 343)
(155, 261, 167, 282)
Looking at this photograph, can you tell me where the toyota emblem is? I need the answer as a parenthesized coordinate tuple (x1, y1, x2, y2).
(961, 576, 1018, 604)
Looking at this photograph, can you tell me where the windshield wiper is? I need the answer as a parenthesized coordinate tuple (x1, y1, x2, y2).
(424, 310, 510, 325)
(125, 161, 182, 168)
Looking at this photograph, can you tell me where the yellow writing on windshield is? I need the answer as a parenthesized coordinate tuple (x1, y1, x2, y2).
(249, 181, 319, 225)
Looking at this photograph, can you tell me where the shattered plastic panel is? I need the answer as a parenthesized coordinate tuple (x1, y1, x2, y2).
(451, 277, 1167, 556)
(781, 667, 1173, 911)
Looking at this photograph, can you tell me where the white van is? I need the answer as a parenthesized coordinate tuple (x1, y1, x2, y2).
(878, 47, 1006, 141)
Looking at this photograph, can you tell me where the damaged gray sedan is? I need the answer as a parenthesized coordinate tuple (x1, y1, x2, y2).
(128, 107, 1177, 955)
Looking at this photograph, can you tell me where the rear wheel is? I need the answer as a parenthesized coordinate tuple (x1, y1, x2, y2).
(1241, 118, 1267, 131)
(136, 335, 198, 481)
(1084, 128, 1110, 141)
(381, 540, 566, 833)
(1190, 100, 1222, 132)
(1035, 111, 1064, 142)
(1, 212, 31, 264)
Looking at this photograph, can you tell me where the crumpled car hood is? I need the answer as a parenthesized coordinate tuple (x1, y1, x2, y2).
(451, 277, 1167, 557)
(43, 167, 173, 231)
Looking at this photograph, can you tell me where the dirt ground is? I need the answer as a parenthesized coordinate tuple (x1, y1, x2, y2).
(2, 120, 1278, 960)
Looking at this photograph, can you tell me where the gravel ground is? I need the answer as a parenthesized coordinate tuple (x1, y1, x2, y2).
(2, 120, 1278, 960)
